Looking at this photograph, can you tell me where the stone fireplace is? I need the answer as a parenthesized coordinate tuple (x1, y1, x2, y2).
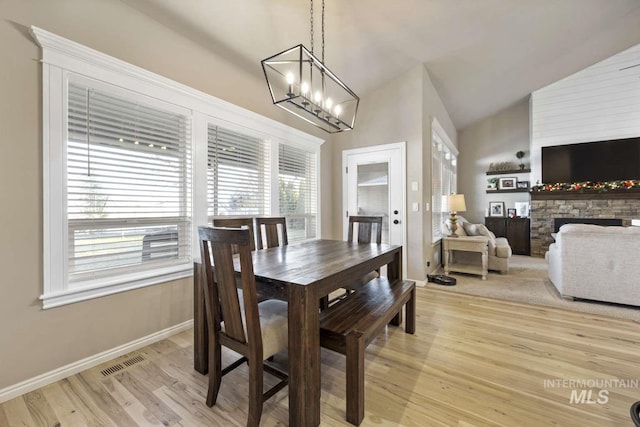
(530, 192, 640, 256)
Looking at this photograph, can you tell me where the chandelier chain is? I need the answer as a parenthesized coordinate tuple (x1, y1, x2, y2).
(321, 0, 325, 62)
(310, 0, 314, 55)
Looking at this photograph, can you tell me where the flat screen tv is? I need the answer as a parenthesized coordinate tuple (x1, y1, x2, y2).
(542, 137, 640, 183)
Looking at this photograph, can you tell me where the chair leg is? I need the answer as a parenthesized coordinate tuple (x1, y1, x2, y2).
(406, 288, 416, 334)
(346, 331, 365, 426)
(206, 339, 222, 407)
(389, 311, 402, 326)
(247, 357, 264, 427)
(319, 295, 329, 311)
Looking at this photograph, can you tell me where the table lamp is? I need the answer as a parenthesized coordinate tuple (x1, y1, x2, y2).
(446, 194, 466, 237)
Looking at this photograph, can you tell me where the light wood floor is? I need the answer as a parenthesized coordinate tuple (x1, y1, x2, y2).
(2, 288, 639, 426)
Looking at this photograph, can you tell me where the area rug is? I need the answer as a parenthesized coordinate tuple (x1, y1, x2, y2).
(425, 255, 640, 322)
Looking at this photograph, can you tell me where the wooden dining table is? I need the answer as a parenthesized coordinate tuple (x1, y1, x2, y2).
(193, 239, 403, 426)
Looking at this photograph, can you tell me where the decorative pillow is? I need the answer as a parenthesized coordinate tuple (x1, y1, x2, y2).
(475, 224, 496, 243)
(454, 221, 467, 236)
(463, 223, 495, 243)
(462, 222, 478, 236)
(446, 218, 467, 236)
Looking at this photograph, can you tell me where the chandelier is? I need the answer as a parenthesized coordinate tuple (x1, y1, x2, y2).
(261, 0, 359, 133)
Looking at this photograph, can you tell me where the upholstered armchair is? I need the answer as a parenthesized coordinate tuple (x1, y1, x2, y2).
(444, 216, 512, 274)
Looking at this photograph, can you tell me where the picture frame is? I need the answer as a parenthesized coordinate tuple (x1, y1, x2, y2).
(489, 201, 505, 217)
(507, 208, 517, 218)
(516, 180, 530, 189)
(515, 202, 529, 218)
(498, 177, 517, 190)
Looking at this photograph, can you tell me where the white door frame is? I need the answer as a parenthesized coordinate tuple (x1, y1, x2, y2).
(342, 142, 407, 277)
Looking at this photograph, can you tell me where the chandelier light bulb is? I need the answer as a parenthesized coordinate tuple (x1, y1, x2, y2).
(325, 98, 333, 110)
(314, 91, 322, 103)
(285, 72, 295, 84)
(301, 82, 309, 94)
(334, 105, 342, 117)
(285, 72, 295, 97)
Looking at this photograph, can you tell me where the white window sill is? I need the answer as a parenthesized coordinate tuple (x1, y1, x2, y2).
(40, 264, 193, 309)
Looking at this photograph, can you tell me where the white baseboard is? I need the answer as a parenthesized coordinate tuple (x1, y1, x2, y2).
(0, 319, 193, 403)
(407, 277, 427, 287)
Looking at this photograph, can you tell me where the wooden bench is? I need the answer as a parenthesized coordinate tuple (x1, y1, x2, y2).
(319, 277, 416, 425)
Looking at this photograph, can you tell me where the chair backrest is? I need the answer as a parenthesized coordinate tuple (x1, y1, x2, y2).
(212, 217, 256, 252)
(198, 226, 261, 354)
(254, 217, 288, 249)
(141, 231, 179, 261)
(348, 216, 383, 244)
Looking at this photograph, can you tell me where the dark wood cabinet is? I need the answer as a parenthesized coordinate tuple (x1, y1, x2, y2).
(485, 217, 530, 255)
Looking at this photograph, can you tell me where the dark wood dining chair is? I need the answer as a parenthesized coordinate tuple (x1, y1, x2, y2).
(212, 217, 256, 252)
(324, 216, 384, 309)
(348, 215, 383, 283)
(198, 226, 288, 427)
(254, 217, 288, 249)
(348, 215, 383, 245)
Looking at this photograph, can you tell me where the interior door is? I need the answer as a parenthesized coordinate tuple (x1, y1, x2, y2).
(343, 144, 405, 249)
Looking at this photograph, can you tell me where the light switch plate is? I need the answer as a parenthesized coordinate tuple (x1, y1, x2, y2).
(411, 181, 419, 192)
(412, 202, 419, 212)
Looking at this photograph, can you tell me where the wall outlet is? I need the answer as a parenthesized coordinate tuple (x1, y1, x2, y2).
(426, 260, 430, 267)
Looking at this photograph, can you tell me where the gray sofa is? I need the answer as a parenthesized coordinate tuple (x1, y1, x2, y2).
(546, 224, 640, 306)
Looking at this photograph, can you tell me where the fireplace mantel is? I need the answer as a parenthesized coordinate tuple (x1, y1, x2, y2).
(530, 190, 640, 201)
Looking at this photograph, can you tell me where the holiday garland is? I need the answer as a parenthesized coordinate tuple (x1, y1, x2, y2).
(531, 180, 640, 192)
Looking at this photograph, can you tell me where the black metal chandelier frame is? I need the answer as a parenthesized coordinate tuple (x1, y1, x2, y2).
(261, 0, 359, 133)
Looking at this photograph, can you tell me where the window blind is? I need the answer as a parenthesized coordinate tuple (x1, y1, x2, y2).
(432, 135, 457, 243)
(67, 83, 191, 283)
(279, 144, 317, 242)
(207, 125, 270, 217)
(432, 140, 444, 242)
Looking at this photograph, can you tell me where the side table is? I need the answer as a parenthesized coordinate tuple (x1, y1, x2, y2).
(443, 236, 489, 280)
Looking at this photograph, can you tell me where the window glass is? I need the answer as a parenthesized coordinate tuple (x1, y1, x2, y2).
(67, 82, 191, 284)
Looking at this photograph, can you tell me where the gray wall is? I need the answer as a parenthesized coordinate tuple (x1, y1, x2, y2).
(458, 100, 530, 223)
(332, 65, 456, 280)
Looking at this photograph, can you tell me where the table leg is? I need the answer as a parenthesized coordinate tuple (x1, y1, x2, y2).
(388, 248, 403, 326)
(288, 285, 321, 426)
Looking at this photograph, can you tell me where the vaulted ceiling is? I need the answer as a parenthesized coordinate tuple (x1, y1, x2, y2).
(123, 0, 640, 130)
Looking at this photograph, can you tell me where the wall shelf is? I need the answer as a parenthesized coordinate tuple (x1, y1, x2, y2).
(486, 169, 530, 175)
(486, 189, 530, 194)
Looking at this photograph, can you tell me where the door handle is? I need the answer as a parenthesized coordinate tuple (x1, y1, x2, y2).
(393, 219, 400, 225)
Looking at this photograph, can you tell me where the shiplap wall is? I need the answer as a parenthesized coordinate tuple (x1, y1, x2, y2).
(530, 42, 640, 184)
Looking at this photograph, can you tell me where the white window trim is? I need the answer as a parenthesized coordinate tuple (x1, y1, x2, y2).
(431, 118, 458, 243)
(32, 26, 323, 308)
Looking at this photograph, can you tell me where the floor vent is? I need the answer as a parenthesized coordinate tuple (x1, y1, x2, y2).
(123, 355, 145, 367)
(101, 364, 124, 377)
(100, 354, 146, 376)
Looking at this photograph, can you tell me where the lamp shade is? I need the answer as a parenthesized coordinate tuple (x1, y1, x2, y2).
(446, 194, 466, 212)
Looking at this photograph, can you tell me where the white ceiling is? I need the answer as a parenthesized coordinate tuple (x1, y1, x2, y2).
(123, 0, 640, 130)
